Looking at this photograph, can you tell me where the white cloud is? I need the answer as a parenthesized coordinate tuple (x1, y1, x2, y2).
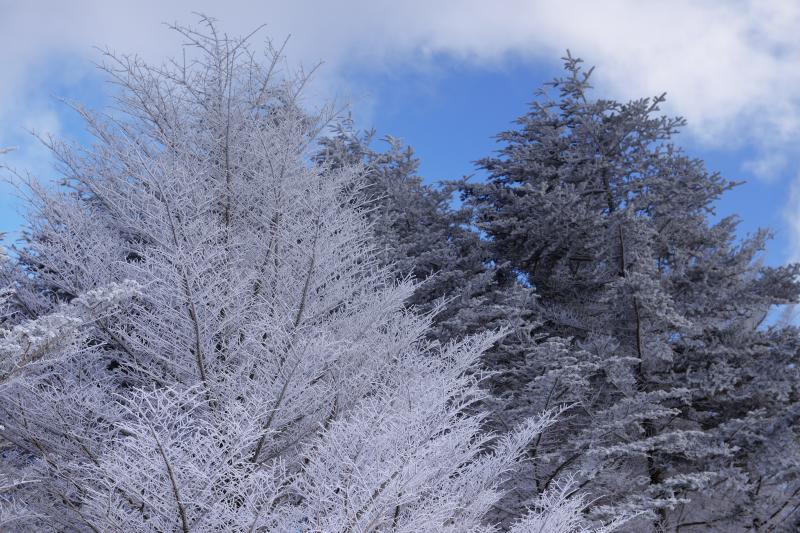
(743, 153, 788, 183)
(2, 0, 799, 250)
(787, 174, 800, 263)
(3, 1, 799, 141)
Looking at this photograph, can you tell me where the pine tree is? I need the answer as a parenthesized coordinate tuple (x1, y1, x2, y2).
(0, 21, 622, 532)
(462, 53, 800, 530)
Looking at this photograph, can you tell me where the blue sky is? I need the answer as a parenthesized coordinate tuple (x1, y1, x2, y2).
(2, 1, 799, 268)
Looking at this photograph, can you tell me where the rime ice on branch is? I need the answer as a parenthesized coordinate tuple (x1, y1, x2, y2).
(0, 19, 622, 533)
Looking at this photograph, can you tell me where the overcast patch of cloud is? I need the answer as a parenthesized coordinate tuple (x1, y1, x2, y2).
(2, 0, 800, 248)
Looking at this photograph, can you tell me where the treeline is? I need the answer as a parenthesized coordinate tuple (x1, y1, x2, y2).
(316, 52, 800, 531)
(0, 20, 799, 533)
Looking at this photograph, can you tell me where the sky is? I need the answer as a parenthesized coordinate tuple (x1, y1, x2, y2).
(1, 1, 799, 267)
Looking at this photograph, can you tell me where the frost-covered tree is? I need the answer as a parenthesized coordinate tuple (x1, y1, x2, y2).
(0, 21, 625, 533)
(315, 128, 495, 341)
(315, 128, 575, 530)
(462, 53, 800, 530)
(314, 122, 595, 531)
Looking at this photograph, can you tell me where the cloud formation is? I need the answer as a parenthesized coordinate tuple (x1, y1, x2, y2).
(1, 0, 798, 245)
(3, 1, 799, 139)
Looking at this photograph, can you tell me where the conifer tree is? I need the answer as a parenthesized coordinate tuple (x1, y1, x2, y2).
(462, 53, 800, 530)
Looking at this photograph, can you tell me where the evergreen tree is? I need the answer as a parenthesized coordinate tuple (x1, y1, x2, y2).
(0, 23, 619, 532)
(462, 53, 800, 530)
